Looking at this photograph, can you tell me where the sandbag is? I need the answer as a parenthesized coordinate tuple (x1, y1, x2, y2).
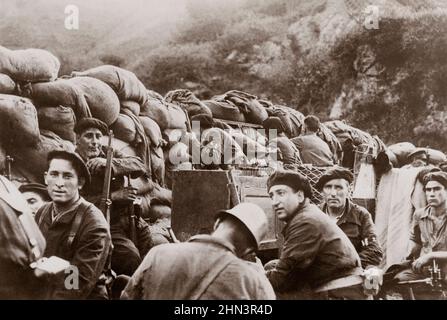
(324, 120, 377, 148)
(266, 105, 303, 138)
(203, 100, 246, 122)
(0, 46, 60, 82)
(139, 116, 163, 148)
(151, 146, 165, 185)
(318, 123, 343, 163)
(165, 102, 187, 130)
(0, 74, 16, 94)
(121, 100, 140, 116)
(37, 105, 76, 143)
(140, 90, 170, 130)
(421, 148, 446, 166)
(24, 76, 120, 125)
(163, 128, 186, 144)
(166, 142, 190, 166)
(388, 142, 416, 166)
(0, 94, 40, 147)
(165, 89, 212, 119)
(10, 130, 75, 184)
(148, 204, 171, 221)
(150, 183, 172, 206)
(100, 136, 137, 156)
(110, 113, 137, 144)
(71, 65, 147, 105)
(220, 90, 268, 125)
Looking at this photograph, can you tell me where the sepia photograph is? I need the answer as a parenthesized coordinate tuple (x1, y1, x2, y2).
(1, 0, 447, 307)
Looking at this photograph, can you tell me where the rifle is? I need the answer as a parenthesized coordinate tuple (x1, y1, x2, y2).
(100, 131, 114, 224)
(127, 174, 137, 245)
(5, 155, 13, 181)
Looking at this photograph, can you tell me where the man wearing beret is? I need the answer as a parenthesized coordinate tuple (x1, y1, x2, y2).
(265, 170, 365, 299)
(74, 118, 154, 277)
(19, 183, 51, 217)
(393, 171, 447, 289)
(316, 167, 383, 268)
(35, 150, 112, 299)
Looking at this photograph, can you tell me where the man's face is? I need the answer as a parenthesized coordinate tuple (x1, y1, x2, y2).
(45, 159, 83, 205)
(22, 191, 46, 216)
(425, 180, 447, 208)
(76, 128, 103, 160)
(411, 154, 427, 167)
(322, 178, 350, 210)
(268, 184, 303, 222)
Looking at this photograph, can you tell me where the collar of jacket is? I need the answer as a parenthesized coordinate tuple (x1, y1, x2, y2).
(281, 198, 311, 235)
(49, 197, 85, 226)
(321, 200, 360, 226)
(188, 234, 236, 255)
(419, 205, 447, 221)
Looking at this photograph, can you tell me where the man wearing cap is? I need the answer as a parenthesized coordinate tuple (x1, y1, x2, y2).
(74, 117, 154, 277)
(35, 150, 112, 299)
(393, 172, 447, 287)
(291, 115, 335, 167)
(402, 148, 429, 168)
(265, 170, 365, 299)
(121, 202, 275, 300)
(263, 117, 302, 169)
(316, 166, 383, 268)
(19, 183, 51, 217)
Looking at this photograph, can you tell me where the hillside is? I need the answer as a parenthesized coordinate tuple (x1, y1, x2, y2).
(2, 0, 447, 149)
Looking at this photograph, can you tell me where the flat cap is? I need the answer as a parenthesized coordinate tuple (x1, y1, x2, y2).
(315, 166, 354, 191)
(18, 183, 51, 201)
(74, 117, 108, 135)
(423, 171, 447, 188)
(47, 150, 91, 187)
(267, 170, 312, 199)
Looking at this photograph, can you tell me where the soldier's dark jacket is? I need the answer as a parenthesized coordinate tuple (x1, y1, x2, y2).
(35, 197, 112, 299)
(320, 200, 384, 268)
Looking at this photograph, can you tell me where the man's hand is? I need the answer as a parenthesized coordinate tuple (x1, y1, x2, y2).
(412, 253, 432, 273)
(111, 187, 138, 203)
(86, 158, 107, 174)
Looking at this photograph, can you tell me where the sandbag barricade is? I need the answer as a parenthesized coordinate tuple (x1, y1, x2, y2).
(71, 65, 147, 105)
(0, 94, 40, 147)
(120, 100, 140, 117)
(22, 76, 120, 125)
(0, 74, 16, 94)
(165, 89, 212, 119)
(140, 90, 170, 131)
(0, 46, 60, 82)
(37, 105, 76, 143)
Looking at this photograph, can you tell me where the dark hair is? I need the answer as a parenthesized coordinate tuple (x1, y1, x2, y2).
(304, 115, 320, 132)
(423, 171, 447, 189)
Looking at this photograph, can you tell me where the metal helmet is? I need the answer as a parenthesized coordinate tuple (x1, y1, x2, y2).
(217, 202, 268, 250)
